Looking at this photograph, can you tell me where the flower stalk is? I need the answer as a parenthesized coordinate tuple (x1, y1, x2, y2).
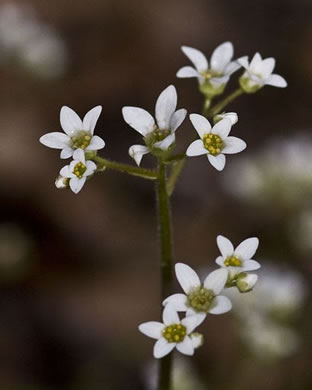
(207, 87, 244, 118)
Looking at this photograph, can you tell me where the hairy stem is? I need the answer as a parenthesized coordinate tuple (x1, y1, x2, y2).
(167, 158, 186, 197)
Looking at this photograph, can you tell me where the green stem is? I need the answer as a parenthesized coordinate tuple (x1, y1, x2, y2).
(167, 158, 186, 197)
(92, 155, 158, 180)
(202, 97, 212, 117)
(207, 88, 244, 118)
(157, 161, 174, 390)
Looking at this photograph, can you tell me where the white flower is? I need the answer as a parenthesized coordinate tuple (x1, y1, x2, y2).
(176, 42, 241, 92)
(186, 114, 246, 171)
(214, 112, 238, 125)
(55, 174, 69, 189)
(138, 305, 200, 359)
(216, 235, 260, 278)
(163, 263, 232, 326)
(59, 149, 97, 194)
(238, 52, 287, 93)
(236, 272, 258, 293)
(40, 106, 105, 159)
(122, 85, 187, 166)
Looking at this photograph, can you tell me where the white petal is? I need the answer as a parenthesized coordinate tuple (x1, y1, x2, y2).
(186, 140, 207, 157)
(185, 310, 206, 326)
(260, 57, 275, 78)
(128, 144, 150, 166)
(60, 147, 73, 159)
(73, 148, 85, 162)
(210, 41, 233, 72)
(69, 176, 86, 194)
(190, 333, 204, 348)
(60, 106, 83, 136)
(162, 305, 180, 326)
(86, 135, 105, 150)
(82, 106, 102, 134)
(208, 296, 232, 314)
(85, 160, 97, 176)
(203, 268, 228, 295)
(222, 136, 246, 154)
(181, 46, 208, 72)
(138, 321, 164, 339)
(265, 74, 287, 88)
(176, 66, 200, 78)
(155, 85, 177, 130)
(163, 294, 187, 311)
(154, 133, 175, 150)
(153, 338, 176, 359)
(207, 154, 226, 171)
(181, 315, 200, 334)
(215, 256, 226, 267)
(175, 263, 201, 294)
(217, 235, 234, 257)
(59, 165, 75, 178)
(212, 118, 232, 138)
(40, 132, 70, 149)
(234, 237, 259, 260)
(189, 113, 211, 138)
(249, 52, 262, 72)
(170, 109, 187, 132)
(176, 336, 194, 356)
(215, 112, 238, 125)
(122, 107, 155, 136)
(241, 259, 261, 271)
(237, 56, 249, 70)
(224, 61, 241, 76)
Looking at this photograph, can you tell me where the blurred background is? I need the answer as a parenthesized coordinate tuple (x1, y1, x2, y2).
(0, 0, 311, 388)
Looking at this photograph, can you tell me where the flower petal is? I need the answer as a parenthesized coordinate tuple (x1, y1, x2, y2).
(249, 52, 262, 72)
(203, 268, 228, 295)
(265, 74, 287, 88)
(210, 41, 233, 72)
(170, 109, 187, 132)
(59, 165, 75, 178)
(234, 237, 259, 260)
(176, 66, 200, 78)
(86, 135, 105, 150)
(215, 256, 226, 267)
(69, 176, 86, 194)
(237, 56, 249, 70)
(186, 140, 207, 157)
(60, 106, 83, 136)
(215, 112, 238, 125)
(175, 263, 201, 294)
(181, 315, 201, 333)
(224, 61, 241, 76)
(217, 235, 234, 257)
(73, 148, 85, 162)
(212, 118, 232, 138)
(138, 321, 164, 339)
(260, 57, 275, 78)
(163, 294, 187, 311)
(153, 133, 175, 150)
(85, 160, 97, 176)
(208, 296, 232, 314)
(181, 46, 208, 72)
(207, 154, 226, 171)
(189, 113, 211, 138)
(162, 305, 180, 326)
(122, 107, 155, 136)
(60, 147, 73, 159)
(222, 136, 246, 154)
(241, 259, 261, 271)
(82, 106, 102, 134)
(155, 85, 177, 130)
(153, 338, 176, 359)
(176, 336, 194, 356)
(128, 144, 150, 166)
(40, 132, 70, 149)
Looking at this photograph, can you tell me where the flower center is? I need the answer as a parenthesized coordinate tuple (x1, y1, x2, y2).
(145, 128, 171, 148)
(203, 133, 223, 156)
(73, 162, 87, 178)
(187, 286, 215, 313)
(162, 324, 187, 343)
(71, 130, 92, 150)
(224, 256, 242, 267)
(201, 70, 222, 80)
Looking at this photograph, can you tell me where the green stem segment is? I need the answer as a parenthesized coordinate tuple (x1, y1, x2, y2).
(92, 155, 158, 180)
(207, 88, 244, 118)
(157, 161, 174, 390)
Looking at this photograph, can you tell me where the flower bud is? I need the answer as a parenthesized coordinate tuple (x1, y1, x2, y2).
(214, 112, 238, 125)
(55, 175, 69, 189)
(190, 332, 204, 349)
(236, 272, 258, 293)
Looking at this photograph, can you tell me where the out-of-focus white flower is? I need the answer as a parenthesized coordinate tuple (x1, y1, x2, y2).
(163, 263, 232, 326)
(177, 42, 240, 96)
(238, 52, 287, 93)
(59, 149, 97, 194)
(214, 112, 238, 125)
(189, 332, 204, 349)
(122, 85, 186, 166)
(236, 273, 258, 293)
(40, 106, 105, 159)
(186, 114, 246, 171)
(138, 305, 200, 359)
(215, 235, 260, 279)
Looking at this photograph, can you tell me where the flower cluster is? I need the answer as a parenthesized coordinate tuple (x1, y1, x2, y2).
(139, 235, 261, 358)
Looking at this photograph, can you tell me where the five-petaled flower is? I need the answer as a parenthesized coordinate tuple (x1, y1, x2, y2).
(238, 52, 287, 93)
(40, 106, 105, 159)
(176, 42, 241, 97)
(138, 305, 200, 359)
(186, 113, 246, 171)
(122, 85, 187, 166)
(163, 263, 232, 326)
(216, 235, 260, 279)
(59, 149, 97, 194)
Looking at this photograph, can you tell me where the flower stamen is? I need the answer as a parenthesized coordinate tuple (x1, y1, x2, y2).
(162, 324, 187, 343)
(203, 133, 223, 155)
(187, 286, 215, 313)
(73, 162, 87, 178)
(224, 256, 242, 267)
(71, 130, 92, 150)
